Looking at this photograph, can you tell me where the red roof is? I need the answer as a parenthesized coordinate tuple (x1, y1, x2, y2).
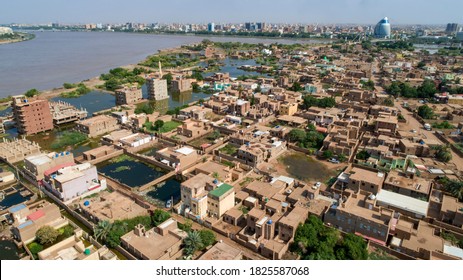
(316, 126, 328, 133)
(44, 162, 75, 177)
(27, 210, 45, 221)
(355, 232, 386, 246)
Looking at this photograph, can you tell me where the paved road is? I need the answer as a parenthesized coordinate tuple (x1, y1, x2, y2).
(396, 102, 463, 171)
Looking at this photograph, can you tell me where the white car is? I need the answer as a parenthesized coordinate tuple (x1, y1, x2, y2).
(315, 182, 322, 188)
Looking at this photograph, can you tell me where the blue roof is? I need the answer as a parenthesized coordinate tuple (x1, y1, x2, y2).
(17, 220, 33, 230)
(9, 204, 27, 213)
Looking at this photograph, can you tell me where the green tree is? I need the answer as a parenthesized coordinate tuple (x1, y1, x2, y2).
(104, 78, 121, 91)
(93, 220, 112, 242)
(322, 150, 334, 159)
(288, 129, 306, 143)
(152, 209, 171, 226)
(417, 105, 434, 119)
(29, 242, 44, 257)
(434, 145, 452, 163)
(356, 150, 370, 160)
(383, 97, 394, 107)
(153, 120, 165, 131)
(25, 88, 39, 98)
(162, 73, 173, 85)
(198, 230, 216, 249)
(289, 82, 303, 92)
(208, 130, 221, 140)
(335, 233, 368, 260)
(417, 79, 437, 98)
(183, 230, 204, 257)
(179, 219, 193, 233)
(338, 154, 347, 162)
(36, 226, 60, 245)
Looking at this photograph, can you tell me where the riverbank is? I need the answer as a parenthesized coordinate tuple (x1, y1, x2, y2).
(0, 32, 35, 45)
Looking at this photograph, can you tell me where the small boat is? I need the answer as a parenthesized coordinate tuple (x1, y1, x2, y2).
(165, 199, 172, 208)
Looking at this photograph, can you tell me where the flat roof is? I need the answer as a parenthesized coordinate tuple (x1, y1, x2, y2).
(443, 244, 463, 260)
(376, 189, 429, 216)
(209, 183, 234, 198)
(174, 146, 195, 155)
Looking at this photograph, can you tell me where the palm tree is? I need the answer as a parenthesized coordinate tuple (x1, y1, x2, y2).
(183, 231, 203, 257)
(93, 220, 112, 242)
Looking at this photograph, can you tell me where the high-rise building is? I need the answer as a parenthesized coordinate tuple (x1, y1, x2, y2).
(374, 17, 391, 38)
(446, 23, 459, 34)
(208, 22, 215, 32)
(146, 77, 168, 101)
(12, 95, 54, 135)
(115, 85, 142, 105)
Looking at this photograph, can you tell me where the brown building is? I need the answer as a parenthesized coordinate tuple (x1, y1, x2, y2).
(171, 78, 192, 93)
(115, 85, 142, 105)
(75, 115, 119, 137)
(12, 95, 53, 135)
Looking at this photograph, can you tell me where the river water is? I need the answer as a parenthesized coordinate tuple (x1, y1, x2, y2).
(0, 31, 328, 97)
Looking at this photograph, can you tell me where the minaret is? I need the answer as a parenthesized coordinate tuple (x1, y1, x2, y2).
(159, 61, 163, 78)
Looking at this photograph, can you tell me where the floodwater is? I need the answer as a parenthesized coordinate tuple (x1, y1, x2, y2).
(0, 240, 21, 260)
(280, 153, 334, 182)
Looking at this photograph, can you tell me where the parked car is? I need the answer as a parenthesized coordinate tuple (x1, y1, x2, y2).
(328, 158, 340, 164)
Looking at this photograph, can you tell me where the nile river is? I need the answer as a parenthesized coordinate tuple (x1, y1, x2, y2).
(0, 31, 329, 97)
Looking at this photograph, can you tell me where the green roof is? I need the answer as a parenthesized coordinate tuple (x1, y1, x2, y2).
(209, 183, 234, 198)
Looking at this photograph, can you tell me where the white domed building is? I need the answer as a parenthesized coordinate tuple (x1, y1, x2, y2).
(0, 27, 14, 35)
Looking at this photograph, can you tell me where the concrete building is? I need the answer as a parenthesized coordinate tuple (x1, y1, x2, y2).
(207, 183, 235, 218)
(78, 191, 147, 223)
(171, 78, 192, 93)
(154, 146, 199, 170)
(181, 173, 215, 219)
(199, 241, 242, 260)
(75, 115, 119, 137)
(12, 95, 54, 135)
(279, 102, 298, 116)
(9, 202, 68, 245)
(374, 17, 391, 38)
(176, 119, 210, 138)
(49, 101, 87, 125)
(115, 85, 142, 105)
(42, 163, 106, 202)
(121, 219, 187, 260)
(146, 77, 168, 101)
(37, 228, 117, 260)
(0, 138, 41, 163)
(23, 151, 75, 183)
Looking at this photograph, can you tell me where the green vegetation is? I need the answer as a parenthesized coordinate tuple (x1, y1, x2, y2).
(135, 101, 155, 115)
(382, 97, 395, 107)
(110, 154, 136, 164)
(178, 219, 193, 233)
(219, 144, 238, 155)
(50, 131, 88, 150)
(239, 205, 250, 214)
(356, 150, 370, 160)
(152, 209, 171, 226)
(301, 96, 336, 109)
(236, 74, 260, 81)
(432, 121, 455, 129)
(60, 83, 91, 98)
(375, 41, 414, 51)
(63, 82, 78, 89)
(198, 229, 216, 250)
(438, 177, 463, 202)
(417, 105, 434, 119)
(322, 150, 334, 159)
(291, 215, 368, 260)
(368, 249, 397, 260)
(28, 242, 44, 259)
(25, 88, 40, 98)
(360, 80, 375, 90)
(440, 231, 463, 248)
(112, 166, 131, 173)
(289, 82, 303, 92)
(36, 226, 60, 245)
(100, 67, 146, 91)
(386, 79, 437, 99)
(432, 145, 452, 163)
(221, 160, 235, 168)
(183, 231, 203, 257)
(94, 212, 170, 248)
(140, 53, 200, 69)
(207, 130, 221, 140)
(288, 126, 325, 149)
(144, 120, 181, 133)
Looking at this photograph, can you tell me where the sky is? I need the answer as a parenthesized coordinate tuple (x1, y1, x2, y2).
(2, 0, 463, 25)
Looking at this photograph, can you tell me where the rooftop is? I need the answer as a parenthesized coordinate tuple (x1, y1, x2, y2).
(376, 189, 429, 217)
(209, 183, 234, 198)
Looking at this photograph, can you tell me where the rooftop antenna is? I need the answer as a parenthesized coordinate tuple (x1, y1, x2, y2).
(159, 61, 163, 77)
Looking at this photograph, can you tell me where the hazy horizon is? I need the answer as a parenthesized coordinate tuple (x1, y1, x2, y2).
(2, 0, 462, 25)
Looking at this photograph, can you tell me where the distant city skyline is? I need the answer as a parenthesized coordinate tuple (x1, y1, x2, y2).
(2, 0, 463, 25)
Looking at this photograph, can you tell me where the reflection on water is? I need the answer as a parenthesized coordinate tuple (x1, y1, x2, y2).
(280, 153, 334, 182)
(138, 178, 181, 207)
(51, 90, 115, 116)
(0, 240, 21, 260)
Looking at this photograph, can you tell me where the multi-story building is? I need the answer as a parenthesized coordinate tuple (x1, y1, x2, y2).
(42, 162, 106, 202)
(23, 151, 75, 182)
(207, 183, 235, 218)
(171, 78, 192, 93)
(0, 138, 41, 163)
(12, 95, 54, 135)
(146, 77, 168, 101)
(180, 173, 215, 219)
(278, 102, 298, 116)
(115, 85, 142, 105)
(49, 101, 87, 125)
(75, 115, 119, 137)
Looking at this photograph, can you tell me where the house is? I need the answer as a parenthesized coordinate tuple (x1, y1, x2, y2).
(23, 151, 75, 183)
(75, 115, 119, 137)
(207, 183, 235, 218)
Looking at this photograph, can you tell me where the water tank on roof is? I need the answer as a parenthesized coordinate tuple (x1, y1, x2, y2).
(61, 152, 64, 156)
(84, 248, 91, 255)
(66, 151, 70, 155)
(267, 219, 273, 225)
(213, 179, 219, 184)
(83, 200, 90, 206)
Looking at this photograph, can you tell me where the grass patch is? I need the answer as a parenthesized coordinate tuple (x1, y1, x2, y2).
(112, 166, 131, 173)
(219, 144, 237, 155)
(110, 154, 136, 164)
(50, 131, 88, 149)
(144, 121, 181, 133)
(60, 83, 91, 98)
